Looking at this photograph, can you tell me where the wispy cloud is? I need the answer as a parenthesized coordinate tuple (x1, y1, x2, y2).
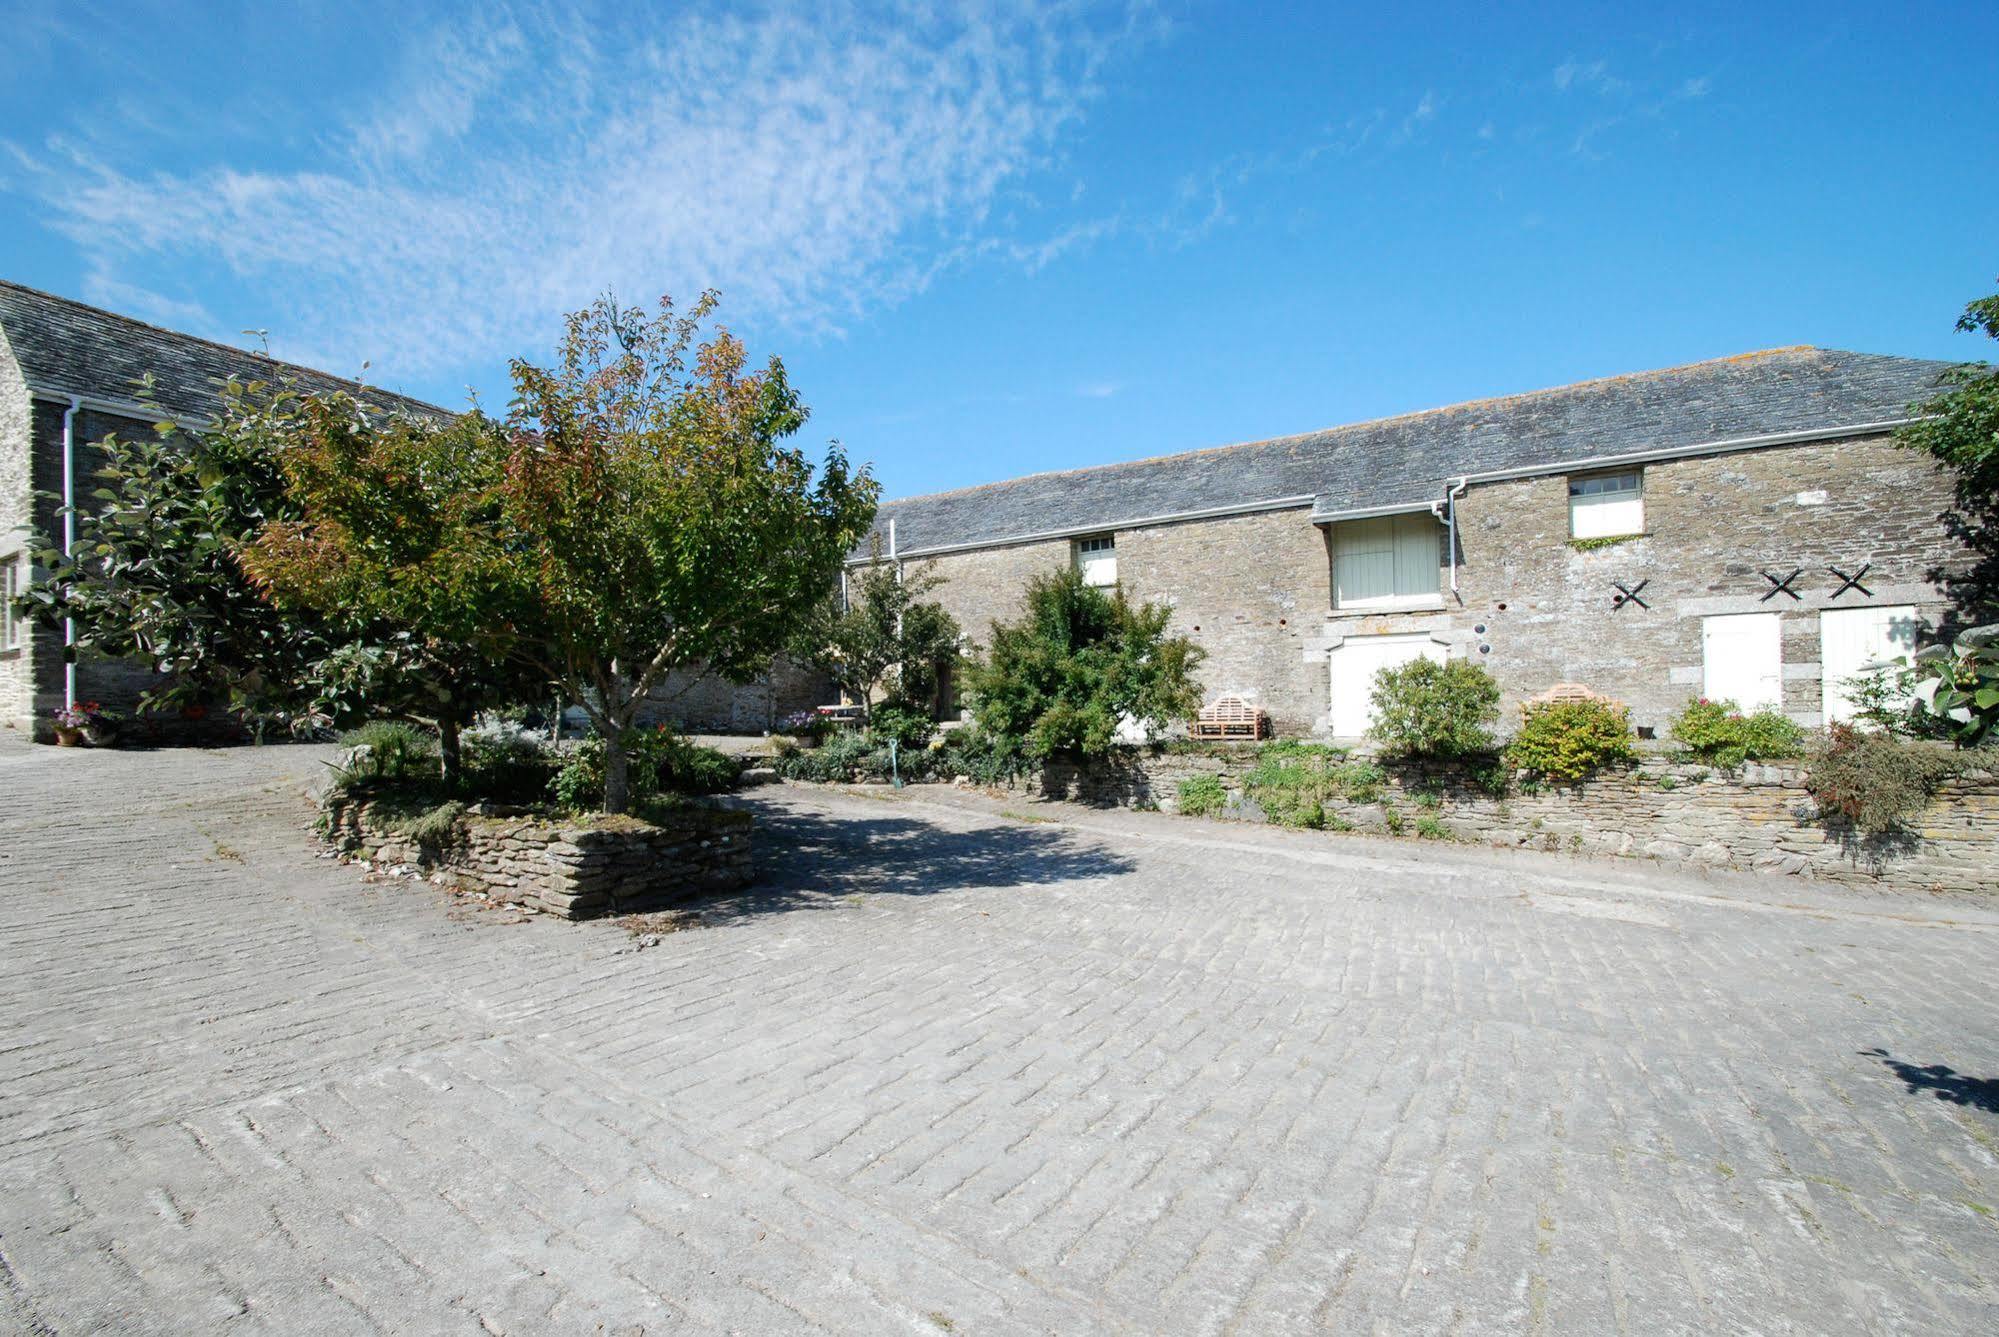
(1075, 380, 1122, 398)
(10, 2, 1153, 381)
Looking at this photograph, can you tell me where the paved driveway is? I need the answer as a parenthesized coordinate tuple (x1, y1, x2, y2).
(0, 738, 1995, 1334)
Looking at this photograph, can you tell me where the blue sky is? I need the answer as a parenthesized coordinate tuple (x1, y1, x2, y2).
(3, 1, 1995, 501)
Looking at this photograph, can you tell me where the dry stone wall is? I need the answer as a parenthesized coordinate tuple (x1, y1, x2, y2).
(1023, 747, 1997, 895)
(322, 798, 753, 920)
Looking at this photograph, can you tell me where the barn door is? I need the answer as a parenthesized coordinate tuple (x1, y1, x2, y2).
(1328, 634, 1444, 738)
(1701, 613, 1783, 712)
(1820, 605, 1917, 723)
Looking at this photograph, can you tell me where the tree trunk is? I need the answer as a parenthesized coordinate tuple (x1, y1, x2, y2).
(438, 716, 463, 790)
(602, 729, 632, 814)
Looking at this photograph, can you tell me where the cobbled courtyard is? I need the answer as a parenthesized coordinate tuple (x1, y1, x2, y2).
(1, 736, 1995, 1335)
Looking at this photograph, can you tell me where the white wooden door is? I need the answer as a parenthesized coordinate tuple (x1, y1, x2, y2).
(1701, 613, 1783, 711)
(1328, 634, 1444, 737)
(1821, 605, 1918, 723)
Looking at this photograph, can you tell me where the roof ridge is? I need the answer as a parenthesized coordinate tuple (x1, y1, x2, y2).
(0, 278, 445, 413)
(880, 346, 1848, 509)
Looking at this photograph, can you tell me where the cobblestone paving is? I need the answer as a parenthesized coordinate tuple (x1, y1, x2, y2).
(1, 738, 1996, 1334)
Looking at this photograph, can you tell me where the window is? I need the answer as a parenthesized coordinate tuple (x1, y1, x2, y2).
(1075, 534, 1117, 587)
(0, 554, 22, 652)
(1333, 513, 1440, 609)
(1568, 469, 1644, 539)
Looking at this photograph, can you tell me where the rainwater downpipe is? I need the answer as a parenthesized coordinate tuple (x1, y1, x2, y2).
(60, 395, 81, 711)
(1442, 476, 1468, 600)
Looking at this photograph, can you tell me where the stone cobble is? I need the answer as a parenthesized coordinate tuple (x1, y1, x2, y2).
(1, 737, 1996, 1333)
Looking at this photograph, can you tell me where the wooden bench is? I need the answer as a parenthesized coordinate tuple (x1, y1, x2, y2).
(1191, 695, 1270, 741)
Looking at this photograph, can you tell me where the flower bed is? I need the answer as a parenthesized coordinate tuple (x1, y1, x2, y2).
(1013, 744, 1997, 895)
(321, 794, 753, 920)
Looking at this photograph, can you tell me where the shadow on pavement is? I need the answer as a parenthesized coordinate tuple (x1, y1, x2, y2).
(691, 797, 1135, 923)
(1863, 1048, 1999, 1114)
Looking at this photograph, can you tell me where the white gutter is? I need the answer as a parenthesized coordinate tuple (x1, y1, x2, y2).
(850, 493, 1318, 566)
(1310, 418, 1920, 521)
(860, 415, 1919, 566)
(59, 395, 81, 712)
(30, 387, 205, 433)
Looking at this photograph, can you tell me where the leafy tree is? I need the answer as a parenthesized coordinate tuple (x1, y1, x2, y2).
(966, 566, 1204, 758)
(790, 556, 961, 718)
(238, 394, 542, 782)
(18, 379, 351, 732)
(1898, 283, 1999, 623)
(496, 293, 876, 811)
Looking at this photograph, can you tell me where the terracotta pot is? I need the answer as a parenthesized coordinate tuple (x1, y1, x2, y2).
(54, 726, 82, 747)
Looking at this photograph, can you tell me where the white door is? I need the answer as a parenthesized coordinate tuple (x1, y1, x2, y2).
(1701, 613, 1783, 711)
(1821, 605, 1918, 723)
(1328, 634, 1444, 737)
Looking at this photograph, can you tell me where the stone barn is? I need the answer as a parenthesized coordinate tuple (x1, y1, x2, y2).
(857, 347, 1966, 740)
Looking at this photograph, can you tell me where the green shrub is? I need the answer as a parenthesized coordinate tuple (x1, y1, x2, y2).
(1176, 774, 1228, 818)
(334, 720, 438, 786)
(1368, 659, 1500, 759)
(967, 566, 1203, 757)
(549, 729, 738, 810)
(1242, 740, 1352, 828)
(1335, 759, 1386, 804)
(460, 733, 559, 803)
(869, 704, 937, 752)
(1669, 698, 1806, 767)
(771, 727, 886, 783)
(1803, 724, 1962, 835)
(1506, 699, 1636, 782)
(1414, 815, 1451, 841)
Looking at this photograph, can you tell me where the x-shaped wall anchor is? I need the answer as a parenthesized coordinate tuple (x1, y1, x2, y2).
(1828, 563, 1873, 599)
(1611, 579, 1649, 610)
(1760, 568, 1803, 601)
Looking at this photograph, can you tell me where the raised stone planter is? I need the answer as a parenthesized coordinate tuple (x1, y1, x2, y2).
(1014, 747, 1998, 895)
(321, 796, 753, 920)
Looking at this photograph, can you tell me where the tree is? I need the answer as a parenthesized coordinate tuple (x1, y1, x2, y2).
(1898, 282, 1999, 624)
(790, 556, 961, 719)
(238, 393, 541, 783)
(497, 293, 877, 811)
(19, 379, 351, 732)
(966, 566, 1204, 758)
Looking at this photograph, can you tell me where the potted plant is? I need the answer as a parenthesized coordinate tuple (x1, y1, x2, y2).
(50, 702, 96, 747)
(778, 709, 826, 749)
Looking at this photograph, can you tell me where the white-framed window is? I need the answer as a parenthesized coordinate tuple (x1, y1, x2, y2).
(0, 554, 22, 653)
(1333, 513, 1441, 610)
(1568, 469, 1644, 539)
(1075, 533, 1117, 587)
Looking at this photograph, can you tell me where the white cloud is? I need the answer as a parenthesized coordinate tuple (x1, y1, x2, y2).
(18, 2, 1150, 380)
(1553, 58, 1624, 96)
(1075, 380, 1122, 398)
(79, 271, 216, 333)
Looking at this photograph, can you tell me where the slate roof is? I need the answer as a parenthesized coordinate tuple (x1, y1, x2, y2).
(0, 280, 446, 423)
(867, 347, 1954, 557)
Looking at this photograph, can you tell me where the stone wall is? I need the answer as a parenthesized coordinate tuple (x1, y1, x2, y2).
(642, 656, 832, 734)
(1022, 746, 1997, 895)
(321, 797, 754, 920)
(0, 335, 32, 733)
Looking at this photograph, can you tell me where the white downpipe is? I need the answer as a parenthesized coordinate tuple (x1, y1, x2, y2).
(60, 395, 81, 711)
(888, 516, 900, 582)
(1443, 476, 1468, 599)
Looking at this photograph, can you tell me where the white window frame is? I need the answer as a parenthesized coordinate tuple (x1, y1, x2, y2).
(1075, 533, 1117, 587)
(1332, 513, 1442, 611)
(0, 554, 21, 653)
(1568, 469, 1645, 540)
